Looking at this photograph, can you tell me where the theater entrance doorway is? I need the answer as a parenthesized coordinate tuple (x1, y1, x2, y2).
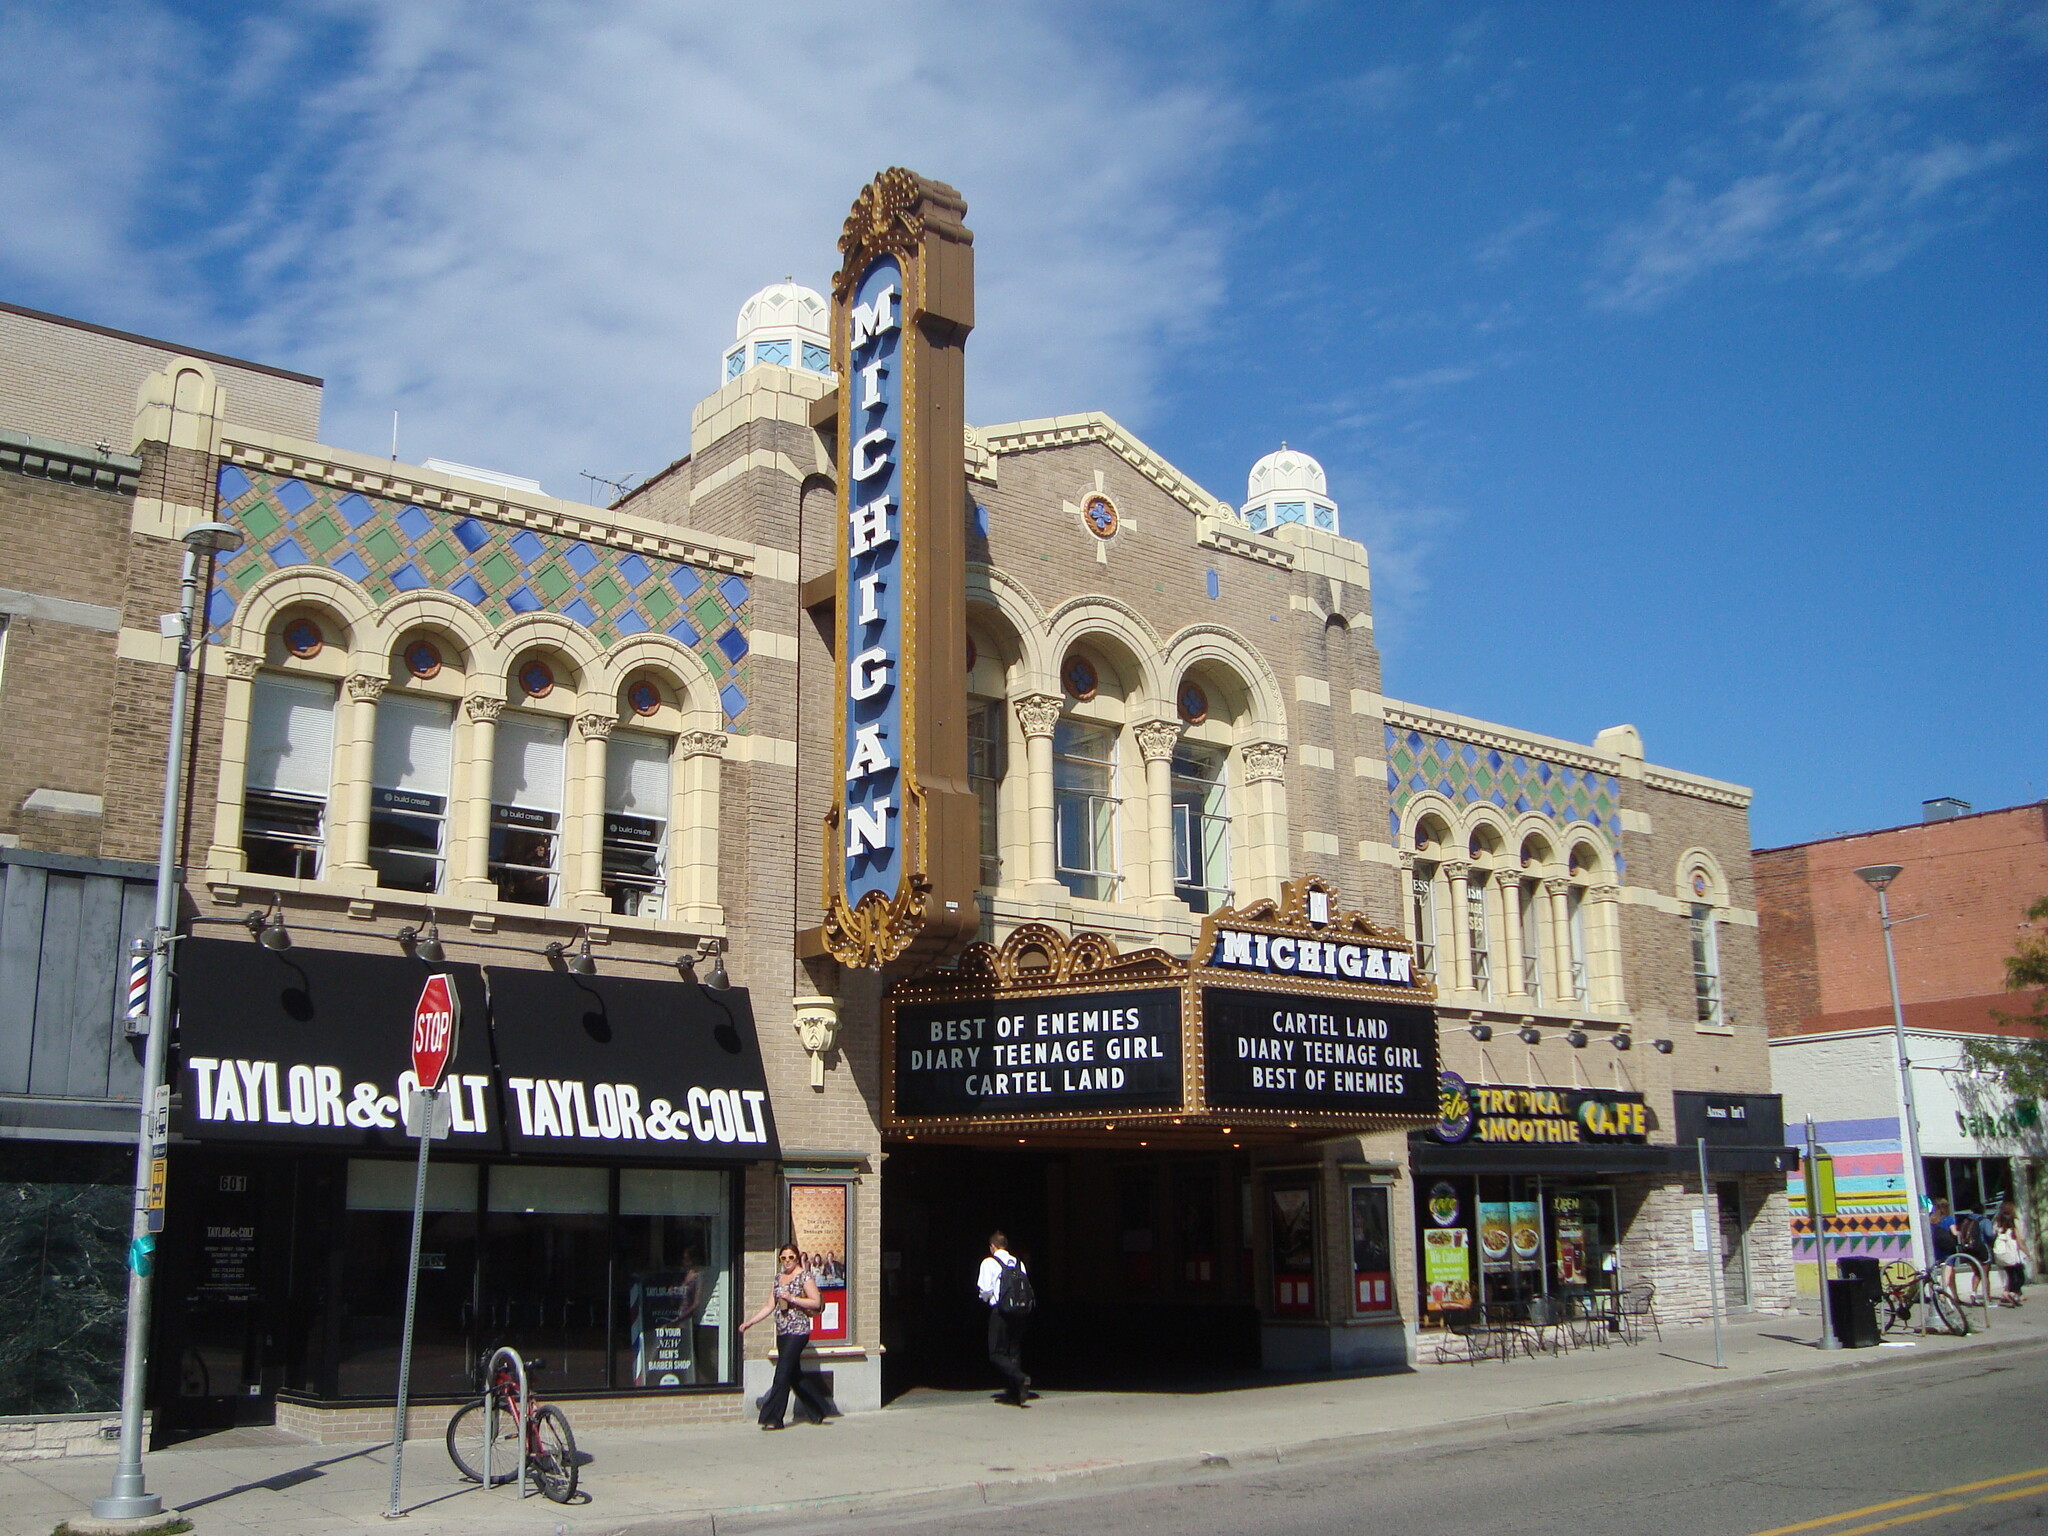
(878, 1142, 1260, 1400)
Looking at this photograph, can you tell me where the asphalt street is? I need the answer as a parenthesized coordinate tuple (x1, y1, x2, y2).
(798, 1344, 2048, 1536)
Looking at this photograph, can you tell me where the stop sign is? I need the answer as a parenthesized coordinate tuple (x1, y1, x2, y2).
(411, 973, 460, 1091)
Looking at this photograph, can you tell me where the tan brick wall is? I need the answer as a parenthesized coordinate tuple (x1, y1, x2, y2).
(0, 305, 320, 449)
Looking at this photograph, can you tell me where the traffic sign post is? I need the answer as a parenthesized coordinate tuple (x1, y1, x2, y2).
(387, 974, 460, 1520)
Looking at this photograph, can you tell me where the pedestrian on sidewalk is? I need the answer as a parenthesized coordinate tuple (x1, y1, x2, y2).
(1992, 1200, 2027, 1306)
(741, 1243, 831, 1429)
(978, 1230, 1034, 1407)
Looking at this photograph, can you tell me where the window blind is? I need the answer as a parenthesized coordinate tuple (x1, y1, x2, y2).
(246, 674, 338, 797)
(492, 713, 567, 810)
(607, 732, 671, 816)
(372, 695, 455, 795)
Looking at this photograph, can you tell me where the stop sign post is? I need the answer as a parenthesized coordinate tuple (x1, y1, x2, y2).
(390, 971, 459, 1518)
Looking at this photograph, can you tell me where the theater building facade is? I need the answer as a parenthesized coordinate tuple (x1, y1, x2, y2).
(0, 173, 1788, 1444)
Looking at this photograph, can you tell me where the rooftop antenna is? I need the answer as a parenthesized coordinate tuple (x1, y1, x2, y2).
(579, 470, 639, 506)
(390, 411, 399, 462)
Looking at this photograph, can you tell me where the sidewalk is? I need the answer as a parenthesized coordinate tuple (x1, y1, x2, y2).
(18, 1302, 2046, 1536)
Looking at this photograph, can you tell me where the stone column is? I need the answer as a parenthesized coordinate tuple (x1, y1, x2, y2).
(334, 672, 385, 877)
(1133, 719, 1184, 916)
(1237, 740, 1289, 906)
(573, 712, 616, 912)
(1588, 883, 1626, 1012)
(1014, 694, 1063, 891)
(1439, 859, 1472, 995)
(454, 695, 503, 900)
(207, 651, 264, 872)
(1544, 877, 1575, 1002)
(672, 730, 728, 928)
(1496, 868, 1528, 1001)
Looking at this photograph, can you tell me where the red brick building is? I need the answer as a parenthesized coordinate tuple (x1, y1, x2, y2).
(1756, 801, 2048, 1041)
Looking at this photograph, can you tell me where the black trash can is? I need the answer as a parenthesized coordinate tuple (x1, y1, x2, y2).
(1830, 1258, 1881, 1348)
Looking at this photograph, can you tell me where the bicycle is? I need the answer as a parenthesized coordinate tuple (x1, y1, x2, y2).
(1942, 1251, 1994, 1331)
(1878, 1259, 1971, 1337)
(446, 1347, 579, 1503)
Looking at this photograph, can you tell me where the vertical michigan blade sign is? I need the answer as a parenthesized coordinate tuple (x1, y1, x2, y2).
(823, 170, 980, 972)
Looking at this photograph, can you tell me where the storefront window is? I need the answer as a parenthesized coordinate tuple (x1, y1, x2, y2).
(1419, 1175, 1620, 1327)
(337, 1160, 481, 1398)
(618, 1170, 731, 1387)
(0, 1143, 129, 1415)
(1349, 1185, 1394, 1316)
(325, 1159, 737, 1399)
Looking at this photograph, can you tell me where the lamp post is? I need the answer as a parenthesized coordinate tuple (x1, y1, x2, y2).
(93, 521, 243, 1525)
(1853, 863, 1930, 1273)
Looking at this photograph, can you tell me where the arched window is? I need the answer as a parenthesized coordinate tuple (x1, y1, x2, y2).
(491, 711, 569, 906)
(603, 730, 671, 916)
(242, 673, 337, 877)
(1170, 740, 1229, 913)
(1055, 716, 1119, 902)
(368, 693, 456, 892)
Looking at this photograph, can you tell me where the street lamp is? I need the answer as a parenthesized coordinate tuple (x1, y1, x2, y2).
(1853, 863, 1931, 1271)
(93, 521, 242, 1526)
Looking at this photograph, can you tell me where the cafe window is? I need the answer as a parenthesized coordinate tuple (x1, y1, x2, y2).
(603, 731, 670, 917)
(1171, 742, 1231, 914)
(369, 694, 455, 893)
(491, 714, 567, 906)
(1054, 718, 1120, 901)
(242, 673, 336, 878)
(967, 699, 1004, 887)
(1690, 903, 1723, 1027)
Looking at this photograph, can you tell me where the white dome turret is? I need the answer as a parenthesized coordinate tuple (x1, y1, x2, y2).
(722, 279, 831, 385)
(1242, 444, 1338, 534)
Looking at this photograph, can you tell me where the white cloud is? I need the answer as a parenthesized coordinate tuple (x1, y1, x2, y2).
(1594, 0, 2042, 309)
(1, 0, 1242, 498)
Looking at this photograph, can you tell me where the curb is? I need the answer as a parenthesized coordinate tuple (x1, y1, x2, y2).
(612, 1324, 2048, 1536)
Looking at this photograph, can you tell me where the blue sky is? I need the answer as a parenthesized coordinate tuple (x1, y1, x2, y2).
(2, 0, 2042, 847)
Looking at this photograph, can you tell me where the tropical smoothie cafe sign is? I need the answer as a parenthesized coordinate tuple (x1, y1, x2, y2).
(884, 880, 1442, 1140)
(1430, 1073, 1649, 1147)
(813, 169, 982, 975)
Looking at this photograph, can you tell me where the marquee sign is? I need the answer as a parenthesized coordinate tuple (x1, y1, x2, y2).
(820, 169, 981, 972)
(883, 879, 1441, 1140)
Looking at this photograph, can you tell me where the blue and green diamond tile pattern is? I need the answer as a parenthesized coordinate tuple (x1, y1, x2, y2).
(1385, 726, 1625, 859)
(208, 466, 751, 721)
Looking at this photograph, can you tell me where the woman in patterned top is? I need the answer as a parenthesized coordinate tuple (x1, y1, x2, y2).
(740, 1243, 830, 1429)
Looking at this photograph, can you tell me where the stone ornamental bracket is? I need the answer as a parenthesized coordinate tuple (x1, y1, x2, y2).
(792, 995, 841, 1090)
(679, 730, 729, 759)
(224, 651, 262, 680)
(575, 712, 618, 741)
(344, 674, 387, 704)
(464, 695, 505, 723)
(1240, 741, 1288, 783)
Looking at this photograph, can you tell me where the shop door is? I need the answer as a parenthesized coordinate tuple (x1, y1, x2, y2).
(1716, 1181, 1749, 1308)
(154, 1153, 287, 1443)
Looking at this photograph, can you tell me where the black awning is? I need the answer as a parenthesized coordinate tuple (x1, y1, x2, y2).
(1410, 1141, 1799, 1177)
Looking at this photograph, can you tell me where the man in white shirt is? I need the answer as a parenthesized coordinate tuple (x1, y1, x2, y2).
(976, 1230, 1031, 1406)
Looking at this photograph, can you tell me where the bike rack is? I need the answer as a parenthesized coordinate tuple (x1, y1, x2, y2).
(482, 1346, 531, 1501)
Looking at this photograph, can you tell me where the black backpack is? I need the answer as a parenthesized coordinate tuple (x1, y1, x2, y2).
(996, 1259, 1035, 1316)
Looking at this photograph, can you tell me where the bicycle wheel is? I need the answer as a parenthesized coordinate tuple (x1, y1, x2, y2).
(530, 1404, 579, 1504)
(1927, 1280, 1969, 1336)
(447, 1399, 520, 1484)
